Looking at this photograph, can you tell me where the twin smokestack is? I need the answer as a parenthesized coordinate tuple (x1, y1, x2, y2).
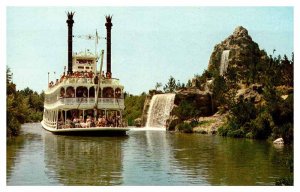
(66, 12, 74, 75)
(66, 12, 113, 75)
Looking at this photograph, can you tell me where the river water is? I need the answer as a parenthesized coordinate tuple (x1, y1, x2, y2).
(7, 123, 291, 186)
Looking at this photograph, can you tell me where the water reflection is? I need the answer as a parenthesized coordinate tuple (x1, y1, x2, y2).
(7, 123, 292, 186)
(123, 130, 175, 185)
(7, 123, 48, 185)
(169, 134, 291, 185)
(44, 132, 127, 185)
(7, 134, 27, 179)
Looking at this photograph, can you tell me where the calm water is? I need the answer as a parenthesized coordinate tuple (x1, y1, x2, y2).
(7, 123, 291, 186)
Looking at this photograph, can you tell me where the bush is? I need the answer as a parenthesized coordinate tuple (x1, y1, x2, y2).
(227, 129, 245, 138)
(124, 94, 146, 126)
(190, 119, 199, 128)
(245, 132, 254, 138)
(7, 114, 21, 137)
(168, 118, 182, 131)
(217, 126, 228, 136)
(176, 122, 193, 133)
(275, 176, 293, 186)
(173, 100, 201, 120)
(27, 110, 43, 122)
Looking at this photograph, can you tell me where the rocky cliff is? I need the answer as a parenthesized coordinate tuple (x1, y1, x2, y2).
(207, 26, 266, 80)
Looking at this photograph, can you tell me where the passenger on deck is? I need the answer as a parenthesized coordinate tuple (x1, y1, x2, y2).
(96, 116, 106, 127)
(88, 71, 93, 78)
(65, 118, 72, 128)
(83, 90, 87, 98)
(86, 116, 91, 128)
(73, 116, 80, 128)
(94, 75, 99, 84)
(90, 117, 96, 127)
(106, 71, 111, 79)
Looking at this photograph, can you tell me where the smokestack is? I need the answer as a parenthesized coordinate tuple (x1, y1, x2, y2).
(105, 15, 113, 76)
(66, 12, 75, 75)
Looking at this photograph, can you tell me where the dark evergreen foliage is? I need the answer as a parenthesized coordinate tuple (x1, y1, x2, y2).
(7, 67, 45, 137)
(123, 93, 146, 126)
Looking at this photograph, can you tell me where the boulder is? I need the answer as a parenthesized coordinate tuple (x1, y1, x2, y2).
(236, 83, 263, 105)
(134, 118, 142, 127)
(174, 88, 215, 117)
(273, 138, 284, 145)
(166, 116, 182, 131)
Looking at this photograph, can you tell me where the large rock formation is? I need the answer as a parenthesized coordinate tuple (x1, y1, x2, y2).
(207, 26, 266, 80)
(166, 88, 216, 131)
(173, 88, 215, 117)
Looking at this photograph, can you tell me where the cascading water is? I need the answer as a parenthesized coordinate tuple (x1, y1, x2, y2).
(146, 93, 175, 128)
(220, 50, 230, 76)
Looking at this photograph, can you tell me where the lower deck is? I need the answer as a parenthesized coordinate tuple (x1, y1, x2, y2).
(41, 120, 129, 136)
(43, 107, 125, 130)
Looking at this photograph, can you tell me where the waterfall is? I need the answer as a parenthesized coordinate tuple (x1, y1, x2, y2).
(146, 93, 175, 128)
(220, 50, 230, 76)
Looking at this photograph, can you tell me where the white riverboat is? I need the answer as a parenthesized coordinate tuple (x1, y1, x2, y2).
(41, 12, 129, 135)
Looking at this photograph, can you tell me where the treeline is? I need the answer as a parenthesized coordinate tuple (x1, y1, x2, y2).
(7, 68, 45, 137)
(123, 92, 146, 126)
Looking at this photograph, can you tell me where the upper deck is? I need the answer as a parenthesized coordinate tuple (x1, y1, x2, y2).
(45, 69, 125, 110)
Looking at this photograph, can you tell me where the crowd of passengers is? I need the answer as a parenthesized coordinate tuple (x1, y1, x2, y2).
(49, 70, 111, 88)
(58, 114, 122, 129)
(59, 85, 120, 98)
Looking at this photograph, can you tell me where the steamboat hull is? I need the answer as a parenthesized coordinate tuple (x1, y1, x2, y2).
(41, 120, 129, 136)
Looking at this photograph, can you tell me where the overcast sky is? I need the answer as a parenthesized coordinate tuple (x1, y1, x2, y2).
(7, 7, 293, 95)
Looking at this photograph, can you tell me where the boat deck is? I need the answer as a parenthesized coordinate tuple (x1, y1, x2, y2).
(41, 121, 129, 136)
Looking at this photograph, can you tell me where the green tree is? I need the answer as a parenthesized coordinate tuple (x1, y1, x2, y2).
(7, 67, 30, 137)
(124, 93, 146, 126)
(163, 76, 177, 93)
(155, 82, 162, 91)
(186, 79, 192, 88)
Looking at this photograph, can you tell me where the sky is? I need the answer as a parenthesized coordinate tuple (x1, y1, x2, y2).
(6, 7, 293, 95)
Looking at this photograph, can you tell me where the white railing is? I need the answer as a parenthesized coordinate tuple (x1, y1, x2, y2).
(43, 119, 57, 128)
(47, 77, 122, 92)
(45, 97, 124, 109)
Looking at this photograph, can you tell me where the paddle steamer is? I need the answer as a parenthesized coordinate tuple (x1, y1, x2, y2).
(41, 12, 129, 135)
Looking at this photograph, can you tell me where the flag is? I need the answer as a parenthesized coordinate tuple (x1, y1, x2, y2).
(76, 34, 95, 40)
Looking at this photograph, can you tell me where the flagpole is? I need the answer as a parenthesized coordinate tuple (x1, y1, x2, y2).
(95, 29, 98, 58)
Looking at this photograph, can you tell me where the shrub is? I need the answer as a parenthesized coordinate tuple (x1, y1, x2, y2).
(245, 132, 254, 139)
(176, 122, 193, 133)
(190, 119, 199, 128)
(227, 129, 245, 138)
(218, 126, 229, 136)
(168, 118, 182, 131)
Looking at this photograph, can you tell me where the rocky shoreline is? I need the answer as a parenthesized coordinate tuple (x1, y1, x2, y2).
(192, 112, 227, 134)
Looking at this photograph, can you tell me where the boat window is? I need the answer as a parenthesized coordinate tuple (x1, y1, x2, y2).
(89, 87, 95, 98)
(76, 86, 88, 97)
(66, 87, 75, 98)
(77, 59, 93, 64)
(115, 88, 122, 98)
(103, 87, 114, 98)
(60, 88, 65, 97)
